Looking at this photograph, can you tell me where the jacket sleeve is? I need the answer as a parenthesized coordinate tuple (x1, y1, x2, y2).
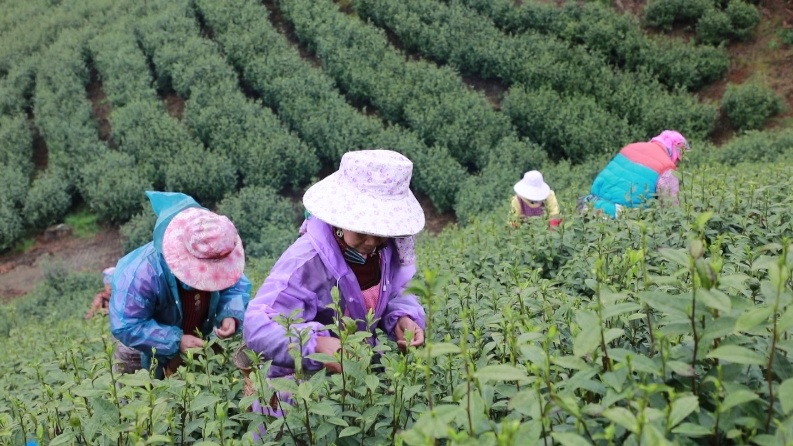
(509, 196, 521, 225)
(243, 249, 333, 372)
(380, 260, 426, 340)
(109, 253, 182, 359)
(656, 170, 680, 206)
(215, 273, 251, 332)
(546, 190, 561, 219)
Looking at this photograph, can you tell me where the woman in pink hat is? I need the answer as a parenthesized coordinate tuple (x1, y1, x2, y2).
(509, 170, 562, 228)
(578, 130, 690, 218)
(109, 191, 251, 378)
(243, 149, 426, 414)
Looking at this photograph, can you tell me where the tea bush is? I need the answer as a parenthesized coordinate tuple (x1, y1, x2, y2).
(6, 161, 793, 445)
(697, 1, 760, 45)
(458, 0, 729, 92)
(721, 81, 783, 132)
(216, 186, 301, 259)
(714, 128, 793, 165)
(696, 8, 734, 45)
(22, 168, 72, 230)
(644, 0, 712, 31)
(78, 151, 150, 223)
(119, 207, 156, 254)
(194, 0, 466, 212)
(0, 197, 24, 252)
(0, 113, 34, 177)
(502, 86, 635, 163)
(725, 0, 762, 41)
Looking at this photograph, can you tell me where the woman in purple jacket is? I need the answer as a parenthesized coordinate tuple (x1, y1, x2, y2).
(243, 150, 427, 380)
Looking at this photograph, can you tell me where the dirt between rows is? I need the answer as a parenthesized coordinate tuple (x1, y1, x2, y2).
(0, 227, 123, 302)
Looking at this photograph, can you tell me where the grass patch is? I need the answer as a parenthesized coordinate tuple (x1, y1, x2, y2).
(12, 237, 36, 253)
(65, 210, 100, 238)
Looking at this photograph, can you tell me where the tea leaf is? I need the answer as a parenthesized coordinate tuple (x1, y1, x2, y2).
(551, 431, 593, 446)
(658, 248, 690, 268)
(190, 395, 221, 413)
(668, 395, 699, 428)
(672, 422, 711, 437)
(422, 342, 461, 358)
(779, 378, 793, 414)
(720, 389, 759, 413)
(706, 345, 765, 365)
(339, 426, 361, 438)
(697, 289, 731, 313)
(475, 364, 529, 382)
(603, 406, 638, 433)
(735, 306, 773, 333)
(573, 325, 601, 357)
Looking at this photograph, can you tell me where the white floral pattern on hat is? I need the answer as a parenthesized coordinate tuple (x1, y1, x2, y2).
(162, 208, 245, 291)
(303, 150, 425, 237)
(514, 170, 551, 202)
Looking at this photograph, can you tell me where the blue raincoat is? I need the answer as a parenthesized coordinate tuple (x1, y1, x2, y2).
(109, 191, 251, 370)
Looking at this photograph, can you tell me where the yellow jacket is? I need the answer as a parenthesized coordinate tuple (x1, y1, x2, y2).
(509, 191, 561, 225)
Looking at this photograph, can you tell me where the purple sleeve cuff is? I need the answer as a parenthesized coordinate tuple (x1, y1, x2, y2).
(656, 170, 680, 205)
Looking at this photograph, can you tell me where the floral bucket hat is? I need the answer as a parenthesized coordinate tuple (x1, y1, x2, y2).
(514, 170, 551, 202)
(162, 208, 245, 291)
(302, 149, 425, 238)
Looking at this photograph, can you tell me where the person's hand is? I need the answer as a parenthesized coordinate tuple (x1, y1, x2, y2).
(180, 334, 204, 352)
(214, 318, 237, 339)
(314, 336, 342, 373)
(395, 316, 424, 352)
(549, 218, 562, 229)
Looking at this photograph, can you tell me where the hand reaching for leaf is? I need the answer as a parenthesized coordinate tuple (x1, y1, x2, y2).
(395, 316, 424, 352)
(314, 336, 342, 373)
(214, 317, 237, 339)
(180, 334, 204, 353)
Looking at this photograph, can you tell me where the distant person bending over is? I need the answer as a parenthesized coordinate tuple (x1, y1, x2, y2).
(509, 170, 562, 228)
(85, 267, 116, 319)
(109, 191, 251, 378)
(578, 130, 690, 218)
(244, 149, 426, 417)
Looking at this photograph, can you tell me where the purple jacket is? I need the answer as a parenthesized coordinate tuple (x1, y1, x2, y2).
(243, 218, 426, 376)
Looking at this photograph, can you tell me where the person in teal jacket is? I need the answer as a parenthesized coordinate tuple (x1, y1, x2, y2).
(578, 130, 690, 218)
(109, 191, 251, 378)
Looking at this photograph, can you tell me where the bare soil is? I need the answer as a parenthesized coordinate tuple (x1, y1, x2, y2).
(86, 66, 117, 147)
(163, 91, 185, 120)
(28, 109, 48, 170)
(0, 228, 123, 300)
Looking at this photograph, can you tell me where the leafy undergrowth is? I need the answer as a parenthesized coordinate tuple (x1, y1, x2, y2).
(3, 160, 793, 445)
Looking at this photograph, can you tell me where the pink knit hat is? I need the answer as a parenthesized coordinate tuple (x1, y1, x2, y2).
(162, 208, 245, 291)
(650, 130, 690, 164)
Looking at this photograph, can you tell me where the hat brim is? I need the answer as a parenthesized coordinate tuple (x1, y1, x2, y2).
(303, 172, 425, 237)
(162, 210, 245, 292)
(514, 182, 550, 202)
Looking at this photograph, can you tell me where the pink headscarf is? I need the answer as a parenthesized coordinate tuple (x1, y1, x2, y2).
(650, 130, 690, 164)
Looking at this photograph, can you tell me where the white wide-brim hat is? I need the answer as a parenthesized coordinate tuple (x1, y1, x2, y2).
(514, 170, 551, 201)
(303, 149, 425, 237)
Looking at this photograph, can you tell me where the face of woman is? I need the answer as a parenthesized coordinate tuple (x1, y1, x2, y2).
(526, 199, 545, 209)
(342, 230, 388, 254)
